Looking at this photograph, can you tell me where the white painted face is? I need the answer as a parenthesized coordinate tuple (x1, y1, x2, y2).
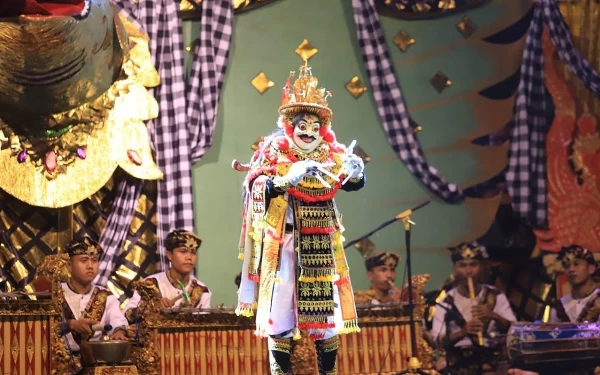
(291, 114, 323, 153)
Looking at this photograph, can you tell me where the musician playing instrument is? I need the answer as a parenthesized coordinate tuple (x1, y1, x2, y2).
(550, 245, 599, 324)
(126, 230, 211, 315)
(354, 252, 402, 304)
(60, 237, 129, 374)
(432, 241, 516, 375)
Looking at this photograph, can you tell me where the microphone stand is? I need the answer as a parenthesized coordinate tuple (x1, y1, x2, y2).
(345, 201, 431, 375)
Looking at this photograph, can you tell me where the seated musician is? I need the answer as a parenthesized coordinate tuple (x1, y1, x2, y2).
(354, 252, 402, 304)
(550, 245, 599, 324)
(126, 230, 211, 316)
(60, 237, 128, 370)
(432, 241, 516, 375)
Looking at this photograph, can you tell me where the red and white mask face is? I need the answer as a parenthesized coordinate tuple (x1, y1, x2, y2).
(291, 114, 323, 153)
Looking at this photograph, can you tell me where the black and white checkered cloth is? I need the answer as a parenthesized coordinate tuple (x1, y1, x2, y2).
(188, 0, 233, 162)
(506, 0, 600, 228)
(96, 177, 143, 286)
(351, 0, 463, 203)
(95, 0, 198, 284)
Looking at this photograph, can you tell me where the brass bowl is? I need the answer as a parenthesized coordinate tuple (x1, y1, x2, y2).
(80, 340, 132, 365)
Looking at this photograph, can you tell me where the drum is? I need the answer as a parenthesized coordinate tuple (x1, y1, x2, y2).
(507, 322, 600, 371)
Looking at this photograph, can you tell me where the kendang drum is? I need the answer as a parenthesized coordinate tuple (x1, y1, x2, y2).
(507, 322, 600, 372)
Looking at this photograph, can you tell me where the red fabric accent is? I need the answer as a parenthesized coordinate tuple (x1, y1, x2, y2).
(300, 226, 336, 235)
(284, 122, 294, 137)
(320, 126, 335, 143)
(248, 274, 260, 282)
(334, 276, 350, 286)
(269, 319, 273, 325)
(298, 322, 336, 330)
(309, 332, 326, 340)
(243, 166, 277, 187)
(275, 137, 289, 151)
(0, 0, 85, 16)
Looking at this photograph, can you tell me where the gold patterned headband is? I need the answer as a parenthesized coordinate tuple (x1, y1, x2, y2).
(66, 237, 103, 258)
(165, 230, 202, 251)
(449, 241, 488, 263)
(365, 251, 400, 271)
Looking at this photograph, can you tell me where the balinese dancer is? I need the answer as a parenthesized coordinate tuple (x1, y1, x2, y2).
(235, 63, 366, 375)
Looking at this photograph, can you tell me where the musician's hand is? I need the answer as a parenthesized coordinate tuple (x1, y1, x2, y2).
(507, 369, 539, 375)
(109, 330, 127, 341)
(464, 318, 483, 336)
(160, 297, 174, 309)
(68, 319, 98, 335)
(472, 304, 494, 319)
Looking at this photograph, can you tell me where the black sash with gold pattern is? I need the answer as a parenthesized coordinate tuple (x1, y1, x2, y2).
(294, 199, 337, 333)
(63, 286, 110, 345)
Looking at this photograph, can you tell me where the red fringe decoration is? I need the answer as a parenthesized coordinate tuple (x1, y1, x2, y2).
(298, 322, 336, 330)
(248, 274, 260, 282)
(288, 182, 340, 202)
(309, 333, 326, 340)
(300, 226, 336, 235)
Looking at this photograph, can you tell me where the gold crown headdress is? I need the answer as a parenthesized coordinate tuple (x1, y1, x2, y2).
(278, 61, 333, 125)
(558, 245, 596, 266)
(66, 237, 103, 258)
(449, 241, 488, 263)
(165, 230, 202, 251)
(365, 251, 400, 271)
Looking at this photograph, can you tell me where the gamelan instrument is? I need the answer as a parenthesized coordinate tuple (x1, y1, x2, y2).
(507, 322, 600, 372)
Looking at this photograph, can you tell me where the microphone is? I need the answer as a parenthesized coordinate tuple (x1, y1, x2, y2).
(395, 201, 431, 220)
(90, 323, 112, 333)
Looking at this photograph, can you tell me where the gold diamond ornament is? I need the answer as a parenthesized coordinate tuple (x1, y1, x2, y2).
(354, 237, 376, 258)
(457, 15, 477, 38)
(345, 76, 368, 99)
(251, 72, 274, 94)
(353, 146, 371, 164)
(251, 136, 265, 151)
(430, 72, 452, 93)
(295, 39, 318, 61)
(393, 30, 415, 53)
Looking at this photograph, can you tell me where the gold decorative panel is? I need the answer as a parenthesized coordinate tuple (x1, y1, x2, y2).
(251, 72, 275, 94)
(393, 30, 416, 52)
(295, 39, 319, 61)
(345, 76, 368, 99)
